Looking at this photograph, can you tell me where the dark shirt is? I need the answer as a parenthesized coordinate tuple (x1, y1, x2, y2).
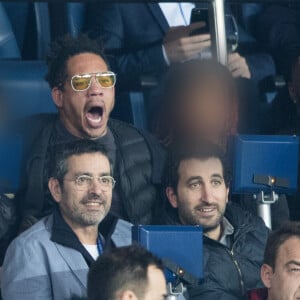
(43, 119, 124, 219)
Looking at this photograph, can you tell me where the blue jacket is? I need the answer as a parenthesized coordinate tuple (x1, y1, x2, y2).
(1, 210, 132, 300)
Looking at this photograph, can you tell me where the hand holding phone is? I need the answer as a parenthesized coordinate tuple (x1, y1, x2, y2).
(190, 8, 209, 36)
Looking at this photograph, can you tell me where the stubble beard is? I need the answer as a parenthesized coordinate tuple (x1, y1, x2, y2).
(63, 193, 110, 227)
(178, 202, 225, 234)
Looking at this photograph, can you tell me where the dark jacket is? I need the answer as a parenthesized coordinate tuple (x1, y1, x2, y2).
(86, 3, 275, 90)
(15, 113, 165, 229)
(161, 202, 269, 300)
(256, 4, 300, 78)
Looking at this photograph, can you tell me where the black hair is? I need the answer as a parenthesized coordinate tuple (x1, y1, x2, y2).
(87, 245, 164, 300)
(264, 221, 300, 270)
(165, 141, 231, 191)
(45, 34, 108, 89)
(48, 140, 112, 184)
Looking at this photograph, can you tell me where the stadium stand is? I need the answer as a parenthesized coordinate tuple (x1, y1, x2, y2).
(0, 60, 55, 119)
(0, 3, 20, 59)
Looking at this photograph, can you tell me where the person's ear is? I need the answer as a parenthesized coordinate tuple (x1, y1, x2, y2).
(52, 87, 64, 108)
(118, 290, 138, 300)
(48, 177, 63, 203)
(166, 187, 178, 208)
(261, 264, 273, 289)
(288, 82, 298, 104)
(226, 187, 229, 204)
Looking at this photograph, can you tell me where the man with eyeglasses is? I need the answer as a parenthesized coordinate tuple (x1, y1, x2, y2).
(2, 140, 132, 300)
(12, 35, 164, 239)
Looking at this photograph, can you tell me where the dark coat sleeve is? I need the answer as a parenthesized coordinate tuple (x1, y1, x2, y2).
(235, 18, 276, 82)
(85, 3, 168, 90)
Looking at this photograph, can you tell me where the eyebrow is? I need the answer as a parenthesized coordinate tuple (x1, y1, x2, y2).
(286, 260, 300, 267)
(74, 172, 111, 177)
(188, 176, 202, 181)
(187, 174, 224, 182)
(211, 174, 224, 180)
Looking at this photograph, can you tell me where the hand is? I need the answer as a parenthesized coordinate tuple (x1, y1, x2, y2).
(163, 22, 211, 64)
(227, 53, 251, 79)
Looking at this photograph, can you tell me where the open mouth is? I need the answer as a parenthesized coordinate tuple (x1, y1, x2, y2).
(86, 106, 103, 123)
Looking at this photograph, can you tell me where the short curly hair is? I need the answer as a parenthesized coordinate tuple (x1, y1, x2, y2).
(45, 34, 108, 89)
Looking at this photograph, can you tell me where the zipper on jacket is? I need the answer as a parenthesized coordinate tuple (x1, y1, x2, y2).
(226, 248, 246, 295)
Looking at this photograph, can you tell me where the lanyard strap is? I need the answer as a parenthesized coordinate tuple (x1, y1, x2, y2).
(97, 234, 104, 255)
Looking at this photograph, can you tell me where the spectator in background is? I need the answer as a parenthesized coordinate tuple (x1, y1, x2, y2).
(267, 44, 300, 222)
(154, 59, 289, 228)
(1, 141, 132, 300)
(153, 59, 239, 148)
(88, 245, 167, 300)
(159, 142, 269, 299)
(257, 4, 300, 74)
(86, 3, 273, 132)
(86, 2, 274, 91)
(268, 44, 300, 135)
(13, 35, 165, 237)
(248, 222, 300, 300)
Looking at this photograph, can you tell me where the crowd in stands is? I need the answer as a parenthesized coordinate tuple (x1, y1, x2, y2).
(0, 1, 300, 300)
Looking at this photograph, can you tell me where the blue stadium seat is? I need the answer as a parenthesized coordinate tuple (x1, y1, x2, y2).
(2, 2, 29, 56)
(0, 60, 56, 120)
(0, 2, 20, 59)
(34, 3, 51, 59)
(3, 2, 51, 60)
(66, 2, 86, 37)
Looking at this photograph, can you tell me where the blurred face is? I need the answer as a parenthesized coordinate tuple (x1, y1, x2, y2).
(262, 237, 300, 300)
(167, 158, 229, 240)
(143, 266, 167, 300)
(52, 53, 115, 139)
(175, 78, 234, 144)
(50, 153, 112, 229)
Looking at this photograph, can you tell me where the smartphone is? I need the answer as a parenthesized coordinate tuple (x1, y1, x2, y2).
(190, 8, 210, 36)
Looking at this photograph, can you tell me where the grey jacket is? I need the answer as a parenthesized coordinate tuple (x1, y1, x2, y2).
(1, 214, 132, 300)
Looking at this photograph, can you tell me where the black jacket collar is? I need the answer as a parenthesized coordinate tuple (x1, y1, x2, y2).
(51, 208, 118, 267)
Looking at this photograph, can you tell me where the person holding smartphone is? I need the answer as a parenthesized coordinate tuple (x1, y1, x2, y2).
(86, 3, 274, 89)
(86, 3, 212, 90)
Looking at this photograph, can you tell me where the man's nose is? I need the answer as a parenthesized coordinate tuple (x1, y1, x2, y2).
(89, 178, 105, 194)
(201, 184, 213, 203)
(88, 76, 104, 96)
